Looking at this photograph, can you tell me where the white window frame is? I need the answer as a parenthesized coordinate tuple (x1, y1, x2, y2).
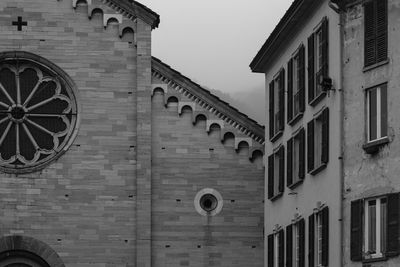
(315, 212, 323, 267)
(293, 222, 300, 267)
(273, 77, 281, 135)
(366, 85, 387, 142)
(314, 26, 324, 98)
(364, 197, 387, 259)
(314, 114, 324, 168)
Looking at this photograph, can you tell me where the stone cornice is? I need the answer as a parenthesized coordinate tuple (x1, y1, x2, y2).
(106, 0, 160, 29)
(152, 57, 265, 144)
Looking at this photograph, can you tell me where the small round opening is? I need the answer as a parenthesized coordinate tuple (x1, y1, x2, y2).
(200, 194, 218, 212)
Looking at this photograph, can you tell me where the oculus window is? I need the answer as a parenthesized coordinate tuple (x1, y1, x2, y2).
(0, 52, 79, 173)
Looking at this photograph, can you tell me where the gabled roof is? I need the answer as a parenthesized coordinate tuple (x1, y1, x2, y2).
(152, 57, 265, 143)
(250, 0, 322, 73)
(108, 0, 160, 29)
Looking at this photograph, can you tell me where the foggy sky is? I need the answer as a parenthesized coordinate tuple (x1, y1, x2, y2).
(139, 0, 293, 124)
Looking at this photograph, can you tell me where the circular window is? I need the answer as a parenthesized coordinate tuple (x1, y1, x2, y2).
(0, 53, 79, 173)
(200, 194, 218, 212)
(194, 188, 223, 216)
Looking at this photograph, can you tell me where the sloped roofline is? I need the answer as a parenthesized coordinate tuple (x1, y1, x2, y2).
(250, 0, 322, 73)
(152, 57, 265, 142)
(108, 0, 160, 29)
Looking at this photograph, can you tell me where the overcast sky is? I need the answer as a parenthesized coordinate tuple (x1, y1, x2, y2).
(139, 0, 293, 123)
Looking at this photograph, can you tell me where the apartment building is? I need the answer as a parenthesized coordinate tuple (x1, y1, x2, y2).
(251, 0, 400, 266)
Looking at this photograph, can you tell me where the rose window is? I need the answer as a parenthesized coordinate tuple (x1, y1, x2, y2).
(0, 55, 79, 173)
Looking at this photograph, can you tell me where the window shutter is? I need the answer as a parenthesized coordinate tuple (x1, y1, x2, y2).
(269, 81, 275, 139)
(376, 0, 388, 63)
(350, 199, 363, 261)
(387, 193, 400, 257)
(307, 120, 314, 172)
(308, 33, 315, 103)
(321, 108, 329, 164)
(308, 214, 315, 267)
(288, 59, 293, 122)
(287, 138, 293, 187)
(279, 69, 285, 131)
(268, 234, 274, 267)
(321, 17, 329, 78)
(364, 1, 376, 66)
(268, 154, 274, 199)
(299, 219, 306, 267)
(278, 229, 285, 267)
(299, 128, 306, 180)
(279, 146, 285, 193)
(286, 225, 293, 267)
(299, 44, 306, 112)
(321, 207, 329, 266)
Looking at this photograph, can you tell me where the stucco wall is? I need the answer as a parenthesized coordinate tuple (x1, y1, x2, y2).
(342, 1, 400, 266)
(262, 1, 342, 266)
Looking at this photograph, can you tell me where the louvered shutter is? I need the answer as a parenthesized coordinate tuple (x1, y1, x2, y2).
(268, 234, 274, 267)
(279, 146, 285, 193)
(288, 59, 293, 122)
(299, 219, 305, 267)
(279, 69, 285, 131)
(350, 199, 363, 261)
(287, 138, 293, 187)
(299, 45, 306, 113)
(286, 224, 293, 267)
(321, 108, 329, 164)
(321, 18, 329, 78)
(299, 128, 306, 180)
(387, 193, 399, 257)
(376, 0, 388, 63)
(269, 81, 275, 139)
(364, 0, 378, 67)
(307, 120, 314, 172)
(321, 207, 329, 266)
(268, 154, 274, 199)
(308, 214, 315, 267)
(308, 34, 315, 103)
(278, 229, 285, 267)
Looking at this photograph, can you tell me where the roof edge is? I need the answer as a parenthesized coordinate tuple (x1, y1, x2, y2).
(151, 57, 265, 142)
(109, 0, 160, 29)
(250, 0, 320, 73)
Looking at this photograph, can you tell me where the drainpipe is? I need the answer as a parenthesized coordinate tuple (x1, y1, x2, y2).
(329, 1, 345, 266)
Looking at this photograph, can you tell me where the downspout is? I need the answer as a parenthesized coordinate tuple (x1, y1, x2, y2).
(329, 1, 345, 266)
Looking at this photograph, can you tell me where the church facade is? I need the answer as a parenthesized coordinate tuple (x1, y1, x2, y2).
(0, 0, 265, 266)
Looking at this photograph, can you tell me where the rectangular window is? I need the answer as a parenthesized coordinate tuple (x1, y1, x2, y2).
(268, 230, 284, 267)
(287, 45, 305, 124)
(366, 84, 387, 142)
(351, 193, 399, 261)
(308, 18, 328, 106)
(269, 69, 285, 141)
(309, 207, 329, 267)
(287, 129, 305, 188)
(286, 219, 305, 267)
(307, 108, 329, 175)
(364, 0, 388, 67)
(268, 146, 285, 200)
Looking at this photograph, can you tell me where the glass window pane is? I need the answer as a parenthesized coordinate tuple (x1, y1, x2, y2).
(369, 89, 378, 141)
(381, 198, 387, 253)
(368, 200, 377, 252)
(380, 85, 387, 138)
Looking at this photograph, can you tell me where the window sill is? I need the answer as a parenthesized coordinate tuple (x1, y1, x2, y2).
(270, 130, 283, 143)
(362, 137, 390, 154)
(309, 91, 327, 107)
(309, 163, 327, 176)
(362, 254, 387, 264)
(288, 112, 303, 126)
(288, 179, 304, 190)
(269, 192, 283, 202)
(363, 59, 389, 73)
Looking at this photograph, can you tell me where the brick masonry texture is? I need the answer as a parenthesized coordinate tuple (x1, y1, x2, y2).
(0, 0, 264, 266)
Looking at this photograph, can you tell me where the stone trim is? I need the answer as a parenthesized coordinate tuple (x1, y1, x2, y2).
(0, 235, 65, 267)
